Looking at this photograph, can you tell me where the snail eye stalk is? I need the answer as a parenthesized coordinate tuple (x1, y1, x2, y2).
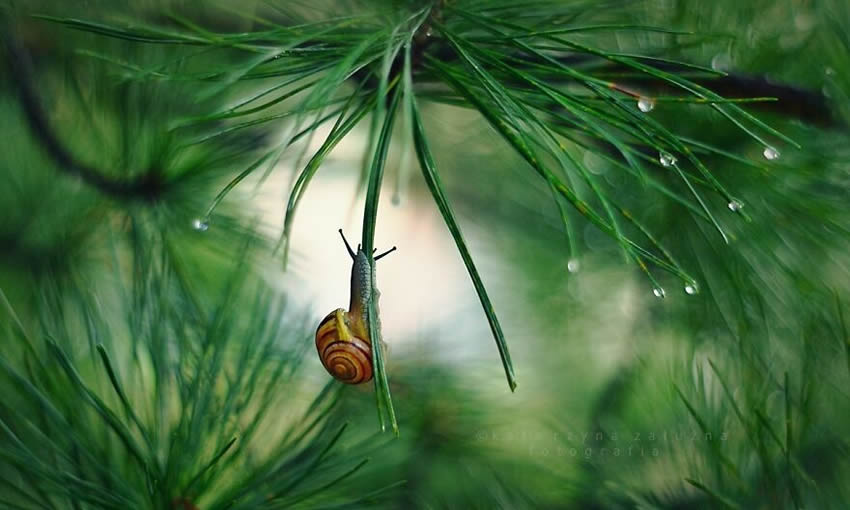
(338, 228, 356, 259)
(374, 246, 397, 261)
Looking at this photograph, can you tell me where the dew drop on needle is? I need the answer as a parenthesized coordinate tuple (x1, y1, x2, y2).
(659, 152, 677, 167)
(637, 97, 655, 113)
(763, 147, 780, 160)
(192, 218, 209, 232)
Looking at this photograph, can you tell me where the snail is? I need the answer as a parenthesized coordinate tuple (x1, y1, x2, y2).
(315, 230, 395, 384)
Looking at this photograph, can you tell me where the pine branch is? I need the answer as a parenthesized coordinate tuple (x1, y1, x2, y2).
(2, 32, 165, 201)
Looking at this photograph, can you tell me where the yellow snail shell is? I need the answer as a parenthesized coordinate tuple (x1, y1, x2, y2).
(316, 308, 373, 384)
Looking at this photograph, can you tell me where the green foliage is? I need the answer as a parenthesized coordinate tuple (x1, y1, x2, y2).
(2, 0, 850, 508)
(0, 221, 396, 508)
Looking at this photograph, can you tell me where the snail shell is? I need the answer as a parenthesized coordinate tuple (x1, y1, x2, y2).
(315, 308, 373, 384)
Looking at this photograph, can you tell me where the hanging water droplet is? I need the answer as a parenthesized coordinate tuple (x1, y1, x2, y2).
(727, 200, 744, 212)
(825, 67, 837, 76)
(637, 97, 655, 113)
(659, 152, 677, 167)
(567, 259, 580, 273)
(192, 218, 209, 232)
(711, 52, 732, 72)
(763, 147, 780, 160)
(684, 282, 699, 295)
(653, 287, 666, 299)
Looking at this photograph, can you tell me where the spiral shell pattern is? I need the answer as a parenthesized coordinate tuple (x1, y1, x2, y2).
(316, 310, 373, 384)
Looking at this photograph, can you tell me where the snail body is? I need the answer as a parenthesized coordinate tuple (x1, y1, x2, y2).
(315, 231, 394, 384)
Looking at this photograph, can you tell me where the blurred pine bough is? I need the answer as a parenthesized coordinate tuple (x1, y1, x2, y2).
(1, 0, 850, 508)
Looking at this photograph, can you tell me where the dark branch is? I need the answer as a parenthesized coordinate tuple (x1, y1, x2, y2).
(2, 32, 165, 200)
(409, 0, 446, 72)
(420, 38, 839, 127)
(354, 0, 446, 94)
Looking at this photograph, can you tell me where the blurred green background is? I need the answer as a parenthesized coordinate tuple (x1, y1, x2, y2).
(1, 0, 849, 508)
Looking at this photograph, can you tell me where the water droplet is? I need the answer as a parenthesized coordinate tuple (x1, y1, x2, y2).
(825, 67, 836, 76)
(684, 282, 699, 295)
(391, 193, 401, 206)
(763, 147, 780, 160)
(192, 218, 209, 232)
(637, 97, 655, 113)
(659, 152, 677, 167)
(653, 287, 666, 299)
(567, 259, 580, 273)
(727, 200, 744, 212)
(711, 53, 732, 72)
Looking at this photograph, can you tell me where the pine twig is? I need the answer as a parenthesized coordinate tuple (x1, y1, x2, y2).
(2, 31, 164, 200)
